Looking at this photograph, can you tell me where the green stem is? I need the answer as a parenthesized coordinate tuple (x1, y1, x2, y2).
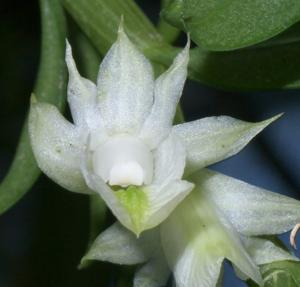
(157, 0, 181, 43)
(0, 0, 67, 214)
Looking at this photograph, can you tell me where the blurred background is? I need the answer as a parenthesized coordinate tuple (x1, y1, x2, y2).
(0, 0, 299, 286)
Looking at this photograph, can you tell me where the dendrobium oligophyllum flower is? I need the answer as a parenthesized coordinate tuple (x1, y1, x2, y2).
(29, 23, 300, 287)
(82, 170, 300, 287)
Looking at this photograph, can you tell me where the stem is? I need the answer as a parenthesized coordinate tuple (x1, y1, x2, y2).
(157, 0, 181, 44)
(0, 0, 67, 214)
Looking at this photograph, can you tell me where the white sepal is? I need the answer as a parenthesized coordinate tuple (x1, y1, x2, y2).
(29, 101, 91, 194)
(97, 23, 154, 135)
(194, 169, 300, 236)
(242, 237, 299, 265)
(173, 114, 281, 173)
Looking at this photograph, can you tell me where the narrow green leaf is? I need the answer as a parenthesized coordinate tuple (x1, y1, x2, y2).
(162, 0, 300, 51)
(0, 0, 67, 214)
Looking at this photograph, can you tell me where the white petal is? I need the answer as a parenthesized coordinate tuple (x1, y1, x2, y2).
(173, 114, 281, 173)
(242, 237, 299, 265)
(195, 169, 300, 236)
(66, 41, 104, 131)
(153, 134, 186, 185)
(161, 186, 262, 287)
(134, 252, 170, 287)
(81, 222, 158, 265)
(81, 159, 132, 230)
(83, 134, 192, 234)
(29, 102, 91, 194)
(97, 24, 154, 135)
(144, 180, 194, 231)
(140, 39, 190, 149)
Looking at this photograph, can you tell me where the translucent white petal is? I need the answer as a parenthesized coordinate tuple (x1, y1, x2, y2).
(194, 169, 300, 236)
(81, 157, 132, 230)
(134, 252, 170, 287)
(173, 114, 281, 173)
(161, 186, 262, 287)
(97, 24, 154, 135)
(29, 102, 91, 193)
(153, 134, 186, 185)
(139, 39, 190, 149)
(81, 222, 159, 265)
(66, 41, 104, 131)
(242, 237, 299, 265)
(144, 180, 194, 231)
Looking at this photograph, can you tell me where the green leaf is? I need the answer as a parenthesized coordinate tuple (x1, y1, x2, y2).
(162, 0, 300, 51)
(254, 21, 300, 48)
(248, 261, 300, 287)
(148, 41, 300, 91)
(0, 0, 67, 214)
(62, 0, 164, 55)
(188, 43, 300, 91)
(63, 0, 300, 91)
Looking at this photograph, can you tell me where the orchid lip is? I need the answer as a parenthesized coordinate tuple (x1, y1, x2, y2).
(91, 135, 153, 187)
(108, 161, 144, 187)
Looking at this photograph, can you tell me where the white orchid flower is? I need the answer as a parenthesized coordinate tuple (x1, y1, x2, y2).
(82, 169, 300, 287)
(29, 23, 279, 235)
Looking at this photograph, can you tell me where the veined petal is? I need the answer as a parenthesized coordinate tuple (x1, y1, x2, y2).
(161, 186, 262, 287)
(173, 114, 281, 173)
(152, 134, 186, 185)
(81, 222, 158, 265)
(29, 101, 91, 194)
(139, 39, 190, 149)
(66, 41, 102, 130)
(242, 237, 299, 266)
(97, 23, 154, 135)
(143, 180, 194, 231)
(134, 252, 170, 287)
(193, 169, 300, 236)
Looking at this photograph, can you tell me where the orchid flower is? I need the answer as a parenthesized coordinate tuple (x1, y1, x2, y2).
(82, 169, 300, 287)
(29, 23, 279, 235)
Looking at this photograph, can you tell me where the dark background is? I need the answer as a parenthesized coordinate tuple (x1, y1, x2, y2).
(0, 1, 300, 286)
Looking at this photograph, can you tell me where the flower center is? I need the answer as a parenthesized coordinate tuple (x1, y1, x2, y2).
(92, 136, 153, 187)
